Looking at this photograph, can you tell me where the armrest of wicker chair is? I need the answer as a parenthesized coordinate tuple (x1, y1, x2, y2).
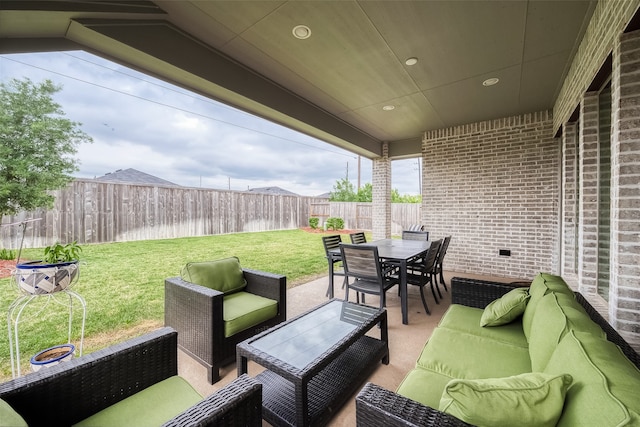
(163, 374, 262, 427)
(165, 276, 225, 372)
(0, 327, 179, 426)
(356, 382, 471, 427)
(451, 277, 522, 309)
(243, 268, 287, 306)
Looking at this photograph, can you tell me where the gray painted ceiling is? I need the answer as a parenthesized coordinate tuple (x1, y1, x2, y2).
(0, 1, 595, 159)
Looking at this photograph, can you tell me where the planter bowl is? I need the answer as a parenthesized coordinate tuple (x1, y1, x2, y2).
(14, 260, 79, 295)
(30, 344, 75, 372)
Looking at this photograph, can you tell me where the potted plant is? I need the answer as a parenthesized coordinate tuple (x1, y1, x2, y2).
(14, 241, 82, 295)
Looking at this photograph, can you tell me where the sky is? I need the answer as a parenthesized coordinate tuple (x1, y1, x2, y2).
(0, 51, 421, 197)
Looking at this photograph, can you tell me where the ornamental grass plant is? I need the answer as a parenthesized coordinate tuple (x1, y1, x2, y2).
(0, 229, 332, 380)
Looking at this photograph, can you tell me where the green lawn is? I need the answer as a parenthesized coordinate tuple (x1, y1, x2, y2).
(0, 229, 334, 380)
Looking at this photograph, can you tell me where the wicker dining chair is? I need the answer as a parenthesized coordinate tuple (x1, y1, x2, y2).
(340, 243, 399, 310)
(349, 232, 367, 244)
(406, 239, 442, 314)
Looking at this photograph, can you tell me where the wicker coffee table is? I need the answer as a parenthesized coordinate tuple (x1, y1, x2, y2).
(237, 299, 389, 427)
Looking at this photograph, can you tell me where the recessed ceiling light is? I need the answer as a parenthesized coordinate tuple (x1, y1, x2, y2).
(482, 77, 500, 87)
(382, 105, 395, 111)
(292, 25, 311, 39)
(405, 57, 418, 66)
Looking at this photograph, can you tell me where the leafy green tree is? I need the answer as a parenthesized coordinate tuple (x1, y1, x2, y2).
(329, 176, 356, 201)
(0, 78, 92, 218)
(355, 182, 372, 202)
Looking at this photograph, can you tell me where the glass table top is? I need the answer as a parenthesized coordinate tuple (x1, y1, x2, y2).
(249, 300, 380, 370)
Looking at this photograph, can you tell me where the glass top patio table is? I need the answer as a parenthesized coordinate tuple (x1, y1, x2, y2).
(248, 299, 381, 370)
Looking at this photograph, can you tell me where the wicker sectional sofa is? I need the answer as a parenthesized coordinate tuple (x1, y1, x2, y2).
(356, 274, 640, 427)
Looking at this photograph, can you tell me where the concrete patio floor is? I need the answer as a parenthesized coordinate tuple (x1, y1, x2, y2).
(177, 271, 514, 426)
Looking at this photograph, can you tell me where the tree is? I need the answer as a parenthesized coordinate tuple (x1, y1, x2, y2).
(355, 182, 372, 202)
(0, 78, 92, 218)
(329, 176, 356, 201)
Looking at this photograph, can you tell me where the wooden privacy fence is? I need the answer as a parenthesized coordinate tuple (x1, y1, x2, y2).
(0, 180, 421, 249)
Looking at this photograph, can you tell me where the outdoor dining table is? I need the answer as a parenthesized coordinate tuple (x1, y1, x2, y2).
(329, 238, 430, 325)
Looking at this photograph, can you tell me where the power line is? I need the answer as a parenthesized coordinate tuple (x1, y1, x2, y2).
(1, 54, 357, 159)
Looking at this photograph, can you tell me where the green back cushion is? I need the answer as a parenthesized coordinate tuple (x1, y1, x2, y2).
(181, 257, 246, 294)
(480, 287, 530, 327)
(528, 292, 605, 371)
(522, 273, 573, 341)
(73, 376, 202, 427)
(223, 291, 278, 337)
(0, 398, 27, 427)
(439, 305, 528, 348)
(417, 327, 531, 379)
(439, 372, 572, 427)
(544, 331, 640, 427)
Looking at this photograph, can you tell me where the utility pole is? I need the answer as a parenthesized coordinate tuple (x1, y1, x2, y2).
(357, 155, 361, 190)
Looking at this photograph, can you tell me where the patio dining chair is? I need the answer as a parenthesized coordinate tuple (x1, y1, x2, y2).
(322, 234, 346, 297)
(406, 239, 442, 315)
(349, 231, 367, 244)
(340, 243, 399, 310)
(433, 235, 452, 293)
(401, 230, 430, 241)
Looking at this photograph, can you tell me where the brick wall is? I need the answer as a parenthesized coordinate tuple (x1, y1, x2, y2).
(421, 111, 558, 280)
(578, 93, 600, 296)
(554, 0, 639, 133)
(610, 29, 640, 348)
(561, 121, 579, 285)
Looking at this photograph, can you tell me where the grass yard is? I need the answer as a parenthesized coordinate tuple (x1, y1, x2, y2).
(0, 229, 336, 380)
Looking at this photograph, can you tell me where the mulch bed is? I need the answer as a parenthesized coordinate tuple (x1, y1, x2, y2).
(300, 227, 360, 235)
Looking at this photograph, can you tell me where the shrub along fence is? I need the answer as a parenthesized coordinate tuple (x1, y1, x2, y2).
(0, 179, 420, 249)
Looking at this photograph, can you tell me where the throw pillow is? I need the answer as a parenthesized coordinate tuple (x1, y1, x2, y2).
(181, 257, 247, 294)
(439, 372, 573, 427)
(480, 287, 530, 327)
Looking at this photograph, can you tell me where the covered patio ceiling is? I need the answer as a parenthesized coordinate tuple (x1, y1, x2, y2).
(0, 0, 595, 160)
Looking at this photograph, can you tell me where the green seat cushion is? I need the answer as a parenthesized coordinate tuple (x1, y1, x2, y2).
(0, 398, 27, 427)
(438, 305, 527, 348)
(396, 367, 455, 409)
(480, 287, 530, 327)
(439, 372, 573, 427)
(224, 291, 278, 337)
(74, 376, 202, 427)
(522, 272, 574, 341)
(544, 331, 640, 427)
(528, 292, 605, 371)
(181, 257, 246, 294)
(416, 328, 531, 379)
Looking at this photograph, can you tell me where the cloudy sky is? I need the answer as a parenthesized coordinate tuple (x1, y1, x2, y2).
(0, 51, 421, 197)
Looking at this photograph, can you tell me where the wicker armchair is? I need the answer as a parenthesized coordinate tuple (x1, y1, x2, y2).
(0, 327, 263, 427)
(165, 268, 286, 384)
(355, 277, 640, 427)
